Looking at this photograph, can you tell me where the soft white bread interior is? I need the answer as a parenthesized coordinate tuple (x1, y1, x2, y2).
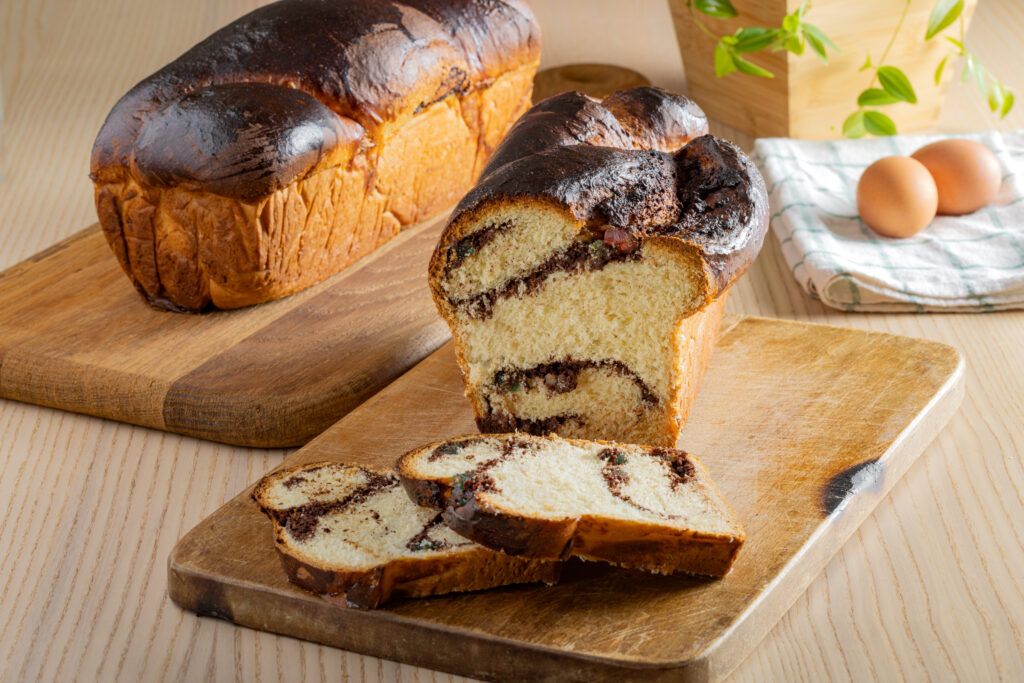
(397, 434, 745, 577)
(252, 461, 559, 608)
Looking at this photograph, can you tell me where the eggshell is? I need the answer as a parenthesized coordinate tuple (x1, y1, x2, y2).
(856, 156, 938, 238)
(911, 139, 1001, 215)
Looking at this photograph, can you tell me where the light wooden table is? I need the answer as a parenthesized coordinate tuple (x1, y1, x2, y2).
(1, 0, 1022, 680)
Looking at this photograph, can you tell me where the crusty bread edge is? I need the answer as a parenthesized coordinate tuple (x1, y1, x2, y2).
(396, 435, 746, 577)
(252, 461, 560, 609)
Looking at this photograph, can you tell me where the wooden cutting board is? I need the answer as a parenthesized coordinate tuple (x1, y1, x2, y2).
(0, 216, 450, 447)
(168, 315, 964, 681)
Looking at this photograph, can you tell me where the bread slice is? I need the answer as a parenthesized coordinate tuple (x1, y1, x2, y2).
(252, 462, 559, 608)
(397, 434, 745, 576)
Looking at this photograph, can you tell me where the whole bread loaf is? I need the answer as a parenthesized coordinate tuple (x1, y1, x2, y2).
(397, 434, 745, 576)
(91, 0, 540, 311)
(427, 87, 769, 446)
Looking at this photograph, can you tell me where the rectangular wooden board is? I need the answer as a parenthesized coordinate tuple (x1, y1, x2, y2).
(168, 315, 964, 681)
(0, 216, 451, 447)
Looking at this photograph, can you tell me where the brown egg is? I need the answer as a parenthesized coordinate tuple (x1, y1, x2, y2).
(856, 156, 938, 238)
(911, 139, 1001, 215)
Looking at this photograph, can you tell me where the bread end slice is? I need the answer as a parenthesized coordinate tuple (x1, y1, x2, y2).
(252, 461, 560, 608)
(397, 434, 744, 577)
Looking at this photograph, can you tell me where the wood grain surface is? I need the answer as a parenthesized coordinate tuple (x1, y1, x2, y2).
(169, 316, 964, 681)
(2, 0, 1023, 681)
(0, 216, 450, 447)
(669, 0, 980, 139)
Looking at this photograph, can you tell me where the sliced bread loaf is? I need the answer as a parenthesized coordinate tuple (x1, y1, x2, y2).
(427, 88, 769, 447)
(397, 434, 745, 576)
(252, 462, 560, 608)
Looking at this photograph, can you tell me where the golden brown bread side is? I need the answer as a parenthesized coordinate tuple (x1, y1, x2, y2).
(91, 0, 541, 311)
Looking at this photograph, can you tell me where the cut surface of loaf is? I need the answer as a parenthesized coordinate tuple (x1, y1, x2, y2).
(427, 87, 769, 446)
(397, 434, 745, 576)
(91, 0, 540, 311)
(252, 461, 559, 608)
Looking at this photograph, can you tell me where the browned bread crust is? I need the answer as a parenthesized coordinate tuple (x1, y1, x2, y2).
(252, 461, 559, 609)
(429, 88, 767, 304)
(91, 0, 540, 311)
(397, 434, 746, 577)
(424, 88, 767, 445)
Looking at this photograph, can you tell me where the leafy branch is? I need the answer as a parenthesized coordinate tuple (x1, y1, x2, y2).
(686, 0, 838, 79)
(932, 2, 1014, 119)
(843, 0, 1013, 137)
(688, 0, 1015, 137)
(841, 1, 915, 138)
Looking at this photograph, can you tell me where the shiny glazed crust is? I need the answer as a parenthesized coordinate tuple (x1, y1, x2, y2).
(397, 434, 746, 577)
(91, 0, 541, 311)
(252, 461, 559, 609)
(428, 88, 768, 314)
(425, 87, 767, 445)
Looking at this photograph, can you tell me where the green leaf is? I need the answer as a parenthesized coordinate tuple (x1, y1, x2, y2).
(694, 0, 738, 19)
(859, 52, 873, 71)
(733, 54, 774, 77)
(962, 55, 986, 94)
(934, 55, 949, 85)
(878, 65, 918, 103)
(782, 12, 800, 32)
(988, 82, 1005, 113)
(864, 110, 898, 136)
(842, 111, 867, 138)
(805, 30, 828, 63)
(926, 0, 964, 40)
(785, 35, 805, 55)
(733, 27, 777, 53)
(946, 36, 966, 51)
(1001, 90, 1015, 118)
(857, 88, 900, 106)
(714, 42, 738, 77)
(721, 34, 738, 45)
(970, 58, 987, 94)
(803, 24, 839, 51)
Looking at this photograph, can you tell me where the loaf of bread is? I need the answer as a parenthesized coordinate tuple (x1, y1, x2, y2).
(427, 87, 768, 446)
(91, 0, 541, 311)
(397, 434, 745, 576)
(252, 461, 559, 608)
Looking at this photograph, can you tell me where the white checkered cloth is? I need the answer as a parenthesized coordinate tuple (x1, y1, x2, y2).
(752, 131, 1024, 312)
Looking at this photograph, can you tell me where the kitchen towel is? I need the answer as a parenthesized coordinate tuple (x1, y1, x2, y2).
(752, 130, 1024, 312)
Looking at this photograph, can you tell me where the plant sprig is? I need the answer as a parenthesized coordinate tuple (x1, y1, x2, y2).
(932, 2, 1014, 119)
(689, 0, 1015, 138)
(687, 0, 838, 80)
(842, 0, 1013, 137)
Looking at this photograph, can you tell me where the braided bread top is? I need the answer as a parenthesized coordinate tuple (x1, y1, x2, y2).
(433, 87, 769, 295)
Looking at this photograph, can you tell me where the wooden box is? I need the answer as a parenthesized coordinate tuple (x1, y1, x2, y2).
(669, 0, 979, 139)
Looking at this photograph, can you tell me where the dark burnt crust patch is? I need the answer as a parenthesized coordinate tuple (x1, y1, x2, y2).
(440, 114, 768, 303)
(489, 358, 659, 405)
(92, 0, 542, 183)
